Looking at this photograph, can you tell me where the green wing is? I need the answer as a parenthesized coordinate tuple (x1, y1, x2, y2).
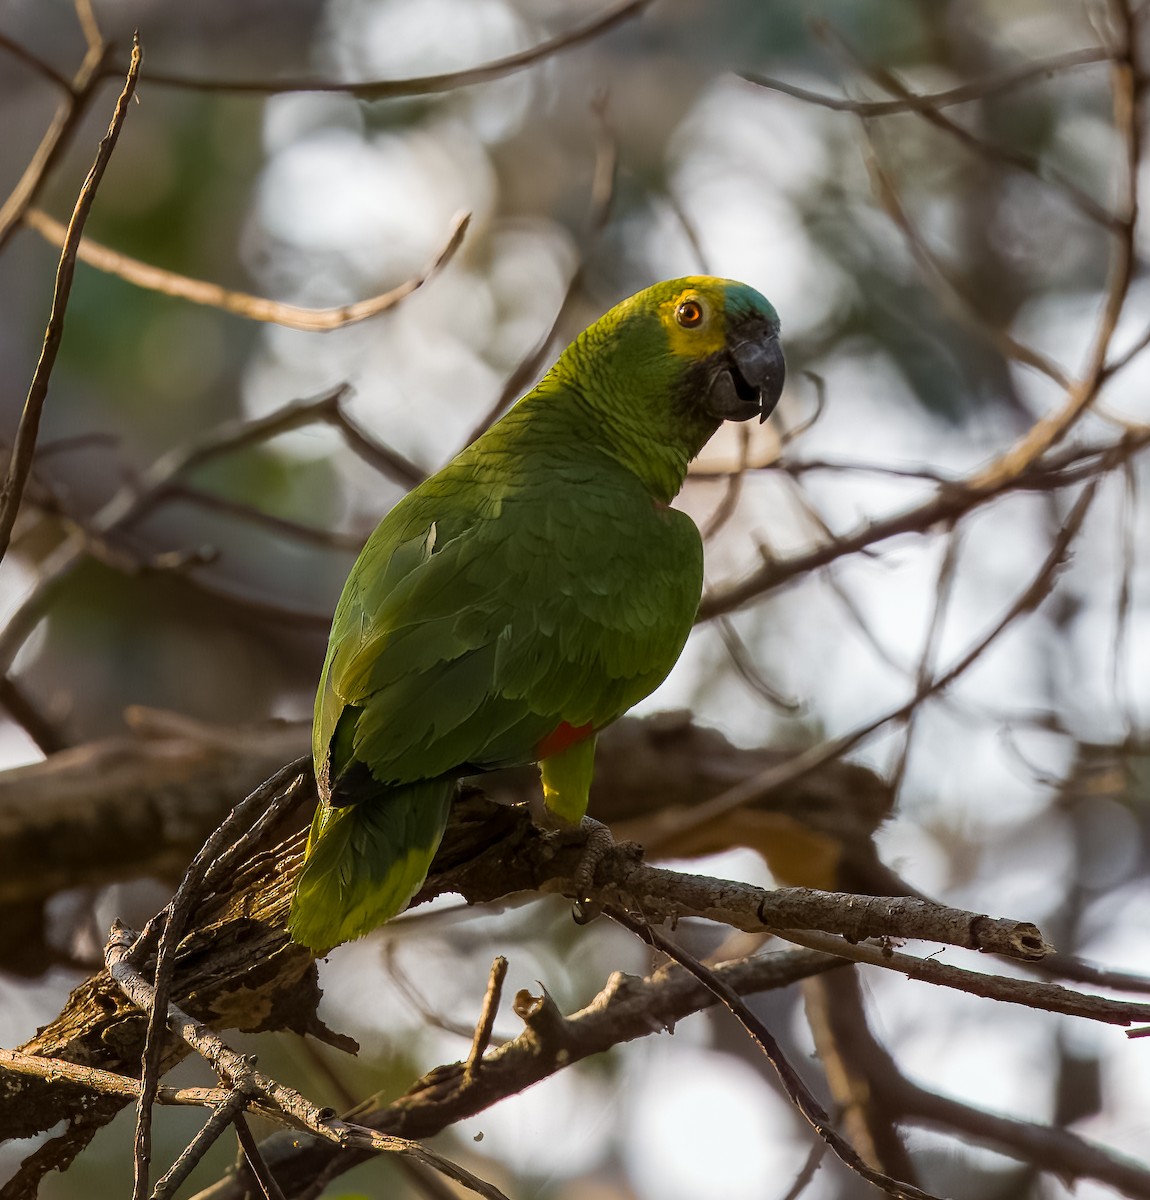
(316, 453, 703, 799)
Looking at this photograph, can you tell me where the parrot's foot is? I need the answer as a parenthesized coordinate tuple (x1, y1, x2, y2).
(570, 817, 643, 925)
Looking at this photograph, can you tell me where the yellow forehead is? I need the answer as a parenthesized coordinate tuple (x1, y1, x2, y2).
(659, 286, 728, 359)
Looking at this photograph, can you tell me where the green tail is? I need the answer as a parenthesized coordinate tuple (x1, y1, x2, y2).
(287, 778, 454, 951)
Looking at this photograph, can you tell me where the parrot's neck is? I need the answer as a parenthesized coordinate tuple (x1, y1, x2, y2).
(596, 423, 697, 504)
(537, 369, 717, 505)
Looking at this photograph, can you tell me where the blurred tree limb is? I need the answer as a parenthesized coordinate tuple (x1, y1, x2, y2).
(123, 0, 654, 97)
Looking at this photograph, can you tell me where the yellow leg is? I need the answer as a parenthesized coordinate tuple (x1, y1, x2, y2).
(538, 734, 598, 828)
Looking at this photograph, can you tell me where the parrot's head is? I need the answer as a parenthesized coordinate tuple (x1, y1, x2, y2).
(556, 276, 785, 499)
(652, 276, 785, 427)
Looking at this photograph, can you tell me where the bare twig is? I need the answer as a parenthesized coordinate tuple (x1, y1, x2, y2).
(741, 46, 1111, 117)
(233, 1112, 288, 1200)
(460, 95, 618, 447)
(702, 424, 752, 541)
(716, 616, 803, 714)
(695, 417, 1150, 620)
(679, 486, 1096, 843)
(0, 386, 418, 675)
(778, 1141, 828, 1200)
(0, 31, 74, 91)
(127, 0, 653, 97)
(22, 208, 470, 332)
(0, 40, 109, 251)
(130, 762, 308, 1200)
(464, 956, 509, 1083)
(0, 672, 66, 754)
(1112, 451, 1138, 734)
(774, 928, 1150, 1026)
(73, 0, 102, 52)
(0, 39, 141, 566)
(608, 908, 943, 1200)
(190, 947, 841, 1200)
(165, 484, 364, 551)
(825, 26, 1119, 230)
(0, 1047, 233, 1107)
(964, 5, 1140, 488)
(152, 1091, 251, 1200)
(105, 925, 510, 1200)
(321, 402, 426, 488)
(889, 521, 961, 798)
(862, 144, 1070, 388)
(383, 943, 481, 1040)
(892, 1060, 1150, 1197)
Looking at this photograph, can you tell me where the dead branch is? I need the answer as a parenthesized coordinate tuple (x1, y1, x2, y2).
(22, 207, 469, 332)
(0, 40, 141, 564)
(610, 908, 941, 1200)
(104, 925, 509, 1200)
(192, 947, 841, 1200)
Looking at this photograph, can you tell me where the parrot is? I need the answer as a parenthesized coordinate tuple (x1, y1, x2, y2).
(287, 276, 785, 951)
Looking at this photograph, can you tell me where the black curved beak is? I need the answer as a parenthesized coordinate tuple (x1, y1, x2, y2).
(703, 320, 785, 424)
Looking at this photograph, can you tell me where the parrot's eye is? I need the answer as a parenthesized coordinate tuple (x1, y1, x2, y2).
(676, 299, 705, 328)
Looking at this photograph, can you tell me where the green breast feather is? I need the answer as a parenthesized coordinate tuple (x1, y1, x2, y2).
(288, 275, 784, 949)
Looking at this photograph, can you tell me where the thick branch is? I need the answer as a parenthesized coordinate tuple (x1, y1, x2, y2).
(192, 948, 841, 1200)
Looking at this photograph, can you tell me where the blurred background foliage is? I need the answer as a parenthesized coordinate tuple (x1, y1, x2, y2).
(2, 0, 1150, 1197)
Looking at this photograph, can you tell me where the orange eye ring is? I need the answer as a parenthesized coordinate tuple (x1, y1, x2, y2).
(676, 298, 704, 328)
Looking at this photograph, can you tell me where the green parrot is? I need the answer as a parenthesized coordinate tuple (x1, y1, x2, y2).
(287, 276, 784, 950)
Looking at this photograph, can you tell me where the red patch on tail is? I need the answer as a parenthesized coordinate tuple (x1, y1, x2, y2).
(536, 720, 594, 759)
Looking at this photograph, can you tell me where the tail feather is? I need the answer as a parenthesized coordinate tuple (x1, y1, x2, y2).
(288, 779, 454, 951)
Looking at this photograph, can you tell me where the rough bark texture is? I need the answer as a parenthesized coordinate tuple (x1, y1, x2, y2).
(0, 711, 904, 1163)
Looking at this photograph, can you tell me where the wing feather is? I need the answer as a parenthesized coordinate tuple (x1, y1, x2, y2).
(317, 453, 703, 794)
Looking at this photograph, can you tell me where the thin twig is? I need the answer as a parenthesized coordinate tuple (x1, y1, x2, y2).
(106, 925, 510, 1200)
(465, 957, 509, 1083)
(964, 4, 1140, 490)
(73, 0, 102, 52)
(233, 1112, 288, 1200)
(889, 521, 962, 798)
(0, 387, 399, 675)
(890, 1055, 1150, 1197)
(696, 418, 1150, 620)
(151, 1091, 251, 1200)
(862, 141, 1070, 388)
(0, 31, 74, 91)
(607, 908, 944, 1200)
(716, 616, 803, 714)
(669, 486, 1097, 845)
(460, 95, 618, 447)
(778, 1141, 827, 1200)
(126, 0, 653, 97)
(773, 928, 1150, 1026)
(825, 25, 1119, 230)
(22, 208, 470, 332)
(0, 40, 108, 251)
(383, 943, 481, 1040)
(321, 402, 426, 488)
(741, 46, 1110, 117)
(0, 39, 141, 566)
(702, 424, 752, 541)
(165, 484, 364, 551)
(1112, 455, 1138, 735)
(0, 673, 67, 754)
(0, 1047, 233, 1107)
(130, 763, 308, 1200)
